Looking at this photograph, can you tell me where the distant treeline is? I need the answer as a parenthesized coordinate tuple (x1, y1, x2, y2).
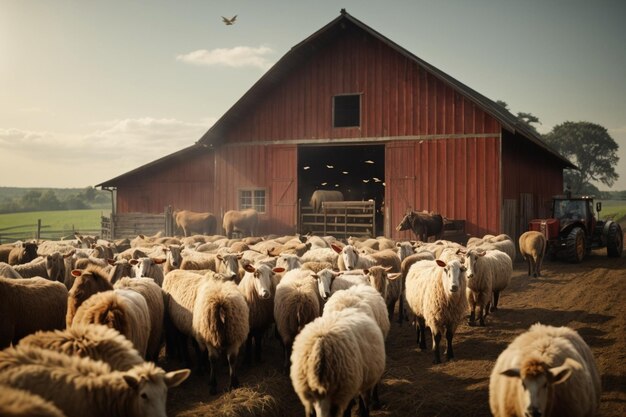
(0, 186, 110, 214)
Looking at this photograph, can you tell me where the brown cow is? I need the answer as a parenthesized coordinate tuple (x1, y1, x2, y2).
(396, 210, 444, 242)
(222, 209, 259, 238)
(174, 210, 217, 237)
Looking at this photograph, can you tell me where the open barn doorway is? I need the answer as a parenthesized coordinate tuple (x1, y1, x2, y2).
(298, 144, 385, 236)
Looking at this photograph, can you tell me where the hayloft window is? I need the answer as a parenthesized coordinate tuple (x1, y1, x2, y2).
(239, 189, 266, 213)
(333, 94, 360, 128)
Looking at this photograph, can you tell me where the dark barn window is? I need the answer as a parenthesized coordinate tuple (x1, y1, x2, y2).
(333, 94, 360, 128)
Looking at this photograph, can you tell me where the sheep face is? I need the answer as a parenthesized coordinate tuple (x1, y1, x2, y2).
(45, 253, 66, 282)
(243, 263, 283, 300)
(315, 268, 336, 300)
(132, 258, 165, 279)
(340, 245, 359, 270)
(436, 259, 465, 294)
(108, 259, 134, 284)
(367, 266, 389, 299)
(277, 254, 301, 271)
(501, 358, 575, 417)
(123, 367, 190, 417)
(166, 245, 182, 269)
(464, 249, 484, 280)
(216, 253, 242, 280)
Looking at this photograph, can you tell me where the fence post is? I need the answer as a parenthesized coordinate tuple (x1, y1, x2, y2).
(37, 219, 41, 240)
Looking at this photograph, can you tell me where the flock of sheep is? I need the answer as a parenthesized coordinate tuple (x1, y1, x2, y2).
(0, 222, 600, 417)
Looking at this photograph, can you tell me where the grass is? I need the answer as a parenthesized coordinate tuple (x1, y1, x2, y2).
(599, 199, 626, 224)
(0, 209, 106, 243)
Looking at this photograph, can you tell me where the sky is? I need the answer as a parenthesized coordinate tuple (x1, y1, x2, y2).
(1, 0, 625, 190)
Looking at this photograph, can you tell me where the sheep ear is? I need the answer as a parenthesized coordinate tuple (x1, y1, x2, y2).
(388, 273, 402, 281)
(123, 374, 141, 390)
(236, 253, 243, 260)
(164, 369, 191, 388)
(330, 244, 342, 254)
(273, 267, 285, 273)
(153, 258, 166, 264)
(243, 264, 256, 273)
(129, 259, 139, 266)
(384, 266, 393, 272)
(107, 259, 116, 266)
(64, 250, 76, 258)
(501, 368, 521, 378)
(71, 269, 82, 277)
(435, 259, 446, 268)
(363, 269, 370, 275)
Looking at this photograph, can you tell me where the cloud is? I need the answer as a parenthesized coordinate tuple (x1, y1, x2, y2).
(0, 116, 217, 187)
(176, 46, 275, 70)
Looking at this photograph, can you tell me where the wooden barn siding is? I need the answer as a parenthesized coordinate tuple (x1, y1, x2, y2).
(223, 29, 500, 143)
(501, 131, 564, 219)
(116, 151, 214, 214)
(387, 136, 501, 240)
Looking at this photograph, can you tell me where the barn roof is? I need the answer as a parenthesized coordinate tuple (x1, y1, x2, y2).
(197, 9, 575, 169)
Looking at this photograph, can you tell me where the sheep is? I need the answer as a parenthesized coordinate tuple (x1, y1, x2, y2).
(323, 284, 390, 340)
(162, 269, 249, 394)
(238, 262, 284, 365)
(365, 265, 402, 320)
(396, 241, 416, 261)
(301, 260, 334, 273)
(113, 277, 165, 361)
(309, 189, 344, 213)
(489, 323, 601, 417)
(273, 270, 321, 371)
(470, 234, 516, 261)
(12, 252, 69, 282)
(464, 248, 512, 324)
(162, 244, 183, 274)
(276, 252, 303, 272)
(215, 252, 243, 281)
(0, 385, 67, 417)
(107, 258, 135, 284)
(332, 244, 376, 271)
(0, 262, 22, 278)
(223, 208, 259, 238)
(72, 289, 151, 358)
(300, 247, 339, 267)
(8, 241, 38, 265)
(0, 345, 190, 417)
(0, 243, 16, 263)
(0, 277, 68, 349)
(66, 266, 114, 327)
(130, 257, 165, 286)
(404, 259, 468, 363)
(519, 231, 547, 277)
(180, 250, 217, 271)
(290, 308, 386, 417)
(305, 235, 330, 250)
(18, 324, 144, 371)
(327, 269, 371, 294)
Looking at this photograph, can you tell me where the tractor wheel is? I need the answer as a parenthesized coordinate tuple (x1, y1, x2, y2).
(565, 227, 585, 263)
(607, 223, 623, 257)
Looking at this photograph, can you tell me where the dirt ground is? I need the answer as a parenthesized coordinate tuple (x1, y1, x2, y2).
(164, 245, 626, 417)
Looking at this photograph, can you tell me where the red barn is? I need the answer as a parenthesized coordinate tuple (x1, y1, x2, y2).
(97, 10, 574, 240)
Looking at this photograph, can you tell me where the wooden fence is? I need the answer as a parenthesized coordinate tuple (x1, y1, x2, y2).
(0, 220, 100, 244)
(299, 200, 376, 238)
(101, 207, 175, 240)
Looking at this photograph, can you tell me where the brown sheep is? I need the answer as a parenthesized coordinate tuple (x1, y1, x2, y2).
(223, 209, 259, 238)
(8, 242, 38, 266)
(66, 266, 114, 327)
(519, 231, 547, 277)
(174, 210, 217, 236)
(0, 384, 67, 417)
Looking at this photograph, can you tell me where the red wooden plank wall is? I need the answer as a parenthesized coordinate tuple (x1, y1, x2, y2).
(387, 136, 501, 240)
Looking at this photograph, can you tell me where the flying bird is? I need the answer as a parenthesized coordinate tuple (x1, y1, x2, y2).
(222, 15, 237, 25)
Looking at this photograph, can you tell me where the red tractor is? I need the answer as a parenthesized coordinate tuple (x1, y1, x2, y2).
(529, 195, 623, 263)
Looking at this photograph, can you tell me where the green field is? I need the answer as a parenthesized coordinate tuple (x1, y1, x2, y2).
(599, 199, 626, 225)
(0, 209, 106, 243)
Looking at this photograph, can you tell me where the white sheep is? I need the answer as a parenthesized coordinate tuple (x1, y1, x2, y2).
(0, 384, 66, 417)
(300, 247, 339, 267)
(0, 262, 22, 278)
(290, 308, 385, 417)
(162, 269, 249, 394)
(215, 252, 244, 281)
(327, 269, 370, 294)
(275, 252, 303, 272)
(107, 258, 135, 284)
(465, 248, 512, 324)
(489, 323, 601, 417)
(273, 270, 321, 371)
(18, 324, 144, 371)
(72, 289, 151, 358)
(487, 250, 513, 312)
(130, 257, 165, 287)
(519, 231, 547, 277)
(0, 345, 189, 417)
(113, 277, 165, 361)
(12, 252, 69, 282)
(365, 265, 402, 320)
(332, 244, 377, 271)
(470, 234, 516, 261)
(404, 259, 468, 363)
(0, 277, 68, 349)
(163, 244, 182, 274)
(238, 262, 284, 365)
(223, 208, 259, 238)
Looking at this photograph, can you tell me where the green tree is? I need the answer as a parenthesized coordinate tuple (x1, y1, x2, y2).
(496, 100, 541, 133)
(82, 186, 96, 202)
(20, 190, 42, 210)
(39, 190, 62, 210)
(543, 121, 619, 193)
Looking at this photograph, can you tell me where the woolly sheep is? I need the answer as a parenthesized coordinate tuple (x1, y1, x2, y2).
(273, 270, 321, 371)
(107, 258, 135, 284)
(487, 250, 513, 312)
(66, 266, 114, 327)
(309, 189, 344, 213)
(72, 289, 151, 358)
(180, 250, 217, 271)
(174, 210, 217, 236)
(470, 234, 516, 261)
(0, 385, 66, 417)
(0, 262, 22, 278)
(162, 269, 249, 394)
(223, 208, 259, 238)
(238, 262, 284, 364)
(275, 253, 303, 272)
(300, 247, 339, 267)
(163, 244, 182, 274)
(215, 252, 243, 281)
(328, 269, 370, 294)
(114, 277, 165, 361)
(130, 257, 165, 286)
(18, 324, 144, 371)
(290, 308, 385, 417)
(0, 345, 189, 417)
(465, 248, 512, 324)
(8, 241, 38, 265)
(13, 252, 69, 282)
(519, 231, 547, 277)
(365, 265, 402, 320)
(489, 323, 601, 417)
(405, 259, 468, 363)
(332, 244, 377, 271)
(0, 277, 68, 349)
